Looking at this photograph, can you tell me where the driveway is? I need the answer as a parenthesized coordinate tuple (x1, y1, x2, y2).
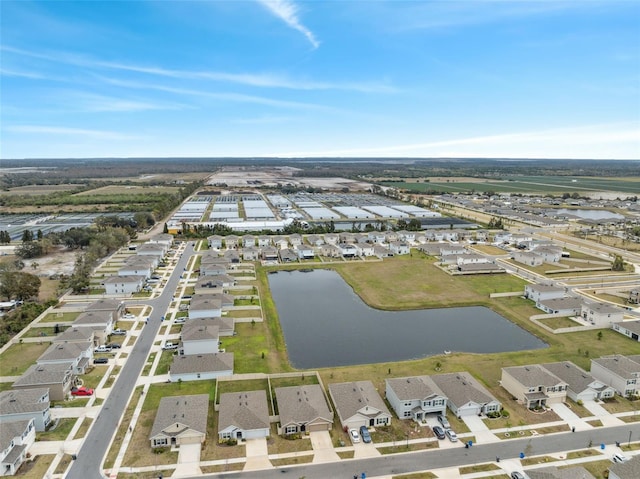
(550, 403, 591, 431)
(309, 430, 340, 463)
(243, 438, 272, 471)
(583, 400, 625, 427)
(172, 443, 202, 478)
(461, 415, 499, 444)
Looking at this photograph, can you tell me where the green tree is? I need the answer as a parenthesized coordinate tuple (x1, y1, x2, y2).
(0, 271, 41, 301)
(611, 254, 625, 271)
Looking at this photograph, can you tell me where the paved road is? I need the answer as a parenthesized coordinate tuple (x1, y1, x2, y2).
(190, 423, 640, 479)
(66, 243, 195, 479)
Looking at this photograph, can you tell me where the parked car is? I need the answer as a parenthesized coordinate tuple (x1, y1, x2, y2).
(437, 414, 451, 428)
(359, 426, 372, 443)
(612, 453, 629, 463)
(510, 473, 525, 479)
(107, 343, 121, 349)
(123, 314, 135, 319)
(71, 386, 94, 396)
(112, 329, 127, 335)
(174, 318, 186, 324)
(445, 429, 458, 442)
(432, 426, 446, 440)
(162, 342, 178, 350)
(93, 357, 109, 364)
(349, 428, 360, 444)
(95, 345, 111, 353)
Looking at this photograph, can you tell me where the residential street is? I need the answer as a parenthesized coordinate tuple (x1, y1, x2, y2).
(66, 243, 195, 479)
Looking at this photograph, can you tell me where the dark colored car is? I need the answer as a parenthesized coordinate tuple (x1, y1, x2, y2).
(93, 357, 108, 364)
(107, 343, 121, 349)
(359, 426, 372, 443)
(510, 473, 526, 479)
(432, 426, 446, 440)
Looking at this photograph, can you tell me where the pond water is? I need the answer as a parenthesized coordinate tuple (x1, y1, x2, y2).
(556, 209, 625, 220)
(268, 269, 547, 369)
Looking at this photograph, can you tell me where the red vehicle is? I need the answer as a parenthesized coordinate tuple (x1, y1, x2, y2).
(71, 386, 94, 397)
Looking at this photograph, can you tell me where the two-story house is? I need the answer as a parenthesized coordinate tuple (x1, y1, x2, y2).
(385, 376, 447, 421)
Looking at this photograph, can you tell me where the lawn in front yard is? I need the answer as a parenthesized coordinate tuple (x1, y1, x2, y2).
(18, 454, 56, 479)
(37, 417, 77, 441)
(220, 322, 272, 374)
(0, 342, 50, 376)
(155, 350, 176, 375)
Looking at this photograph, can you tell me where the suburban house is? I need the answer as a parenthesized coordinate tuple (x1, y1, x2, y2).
(527, 466, 595, 479)
(612, 320, 640, 342)
(188, 295, 222, 319)
(207, 235, 223, 249)
(53, 327, 97, 346)
(318, 244, 341, 258)
(500, 365, 568, 408)
(102, 275, 145, 295)
(13, 363, 74, 401)
(72, 310, 115, 343)
(194, 277, 227, 295)
(296, 246, 315, 260)
(149, 394, 209, 448)
(0, 418, 35, 476)
(541, 361, 615, 402)
(85, 298, 125, 318)
(241, 247, 260, 262)
(169, 353, 234, 382)
(257, 235, 271, 247)
(148, 233, 173, 247)
(37, 341, 93, 375)
(454, 254, 490, 266)
(389, 241, 410, 255)
(288, 234, 302, 247)
(261, 246, 279, 262)
(0, 388, 51, 431)
(200, 261, 229, 277)
(457, 262, 504, 274)
(223, 250, 240, 263)
(187, 317, 234, 336)
(536, 297, 583, 316)
(524, 284, 566, 304)
(533, 246, 563, 263)
(581, 302, 624, 326)
(224, 235, 239, 249)
(218, 390, 270, 442)
(609, 455, 640, 479)
(275, 385, 333, 436)
(512, 251, 544, 267)
(355, 243, 375, 257)
(431, 372, 502, 418)
(324, 233, 339, 244)
(590, 355, 640, 398)
(180, 322, 219, 355)
(242, 235, 256, 248)
(272, 236, 289, 250)
(306, 234, 324, 247)
(329, 381, 392, 429)
(339, 244, 359, 258)
(278, 248, 298, 263)
(136, 243, 167, 257)
(385, 376, 447, 421)
(119, 256, 155, 278)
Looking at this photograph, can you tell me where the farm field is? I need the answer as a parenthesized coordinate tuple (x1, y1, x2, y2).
(1, 184, 84, 196)
(383, 176, 640, 194)
(73, 185, 182, 196)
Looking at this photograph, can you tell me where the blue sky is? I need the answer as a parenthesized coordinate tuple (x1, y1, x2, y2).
(1, 0, 639, 159)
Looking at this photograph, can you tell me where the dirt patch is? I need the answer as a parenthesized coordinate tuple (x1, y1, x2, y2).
(26, 248, 77, 277)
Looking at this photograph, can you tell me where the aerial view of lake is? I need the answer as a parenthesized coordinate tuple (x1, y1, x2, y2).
(268, 269, 547, 369)
(556, 209, 625, 220)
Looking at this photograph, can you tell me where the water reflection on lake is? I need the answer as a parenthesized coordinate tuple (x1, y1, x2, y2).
(268, 269, 547, 369)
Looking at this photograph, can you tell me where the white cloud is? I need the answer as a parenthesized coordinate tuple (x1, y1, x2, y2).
(257, 0, 319, 49)
(6, 125, 144, 141)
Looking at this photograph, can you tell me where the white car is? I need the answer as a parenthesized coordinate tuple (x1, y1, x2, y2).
(612, 453, 629, 463)
(349, 429, 360, 444)
(95, 345, 111, 353)
(174, 318, 186, 324)
(162, 342, 179, 350)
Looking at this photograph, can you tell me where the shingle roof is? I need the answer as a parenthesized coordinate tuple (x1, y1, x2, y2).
(537, 297, 582, 311)
(181, 323, 219, 342)
(591, 355, 640, 379)
(542, 361, 602, 395)
(185, 317, 234, 335)
(102, 275, 145, 284)
(0, 388, 49, 416)
(190, 295, 222, 311)
(584, 301, 621, 315)
(53, 327, 95, 343)
(86, 298, 123, 311)
(170, 353, 234, 375)
(13, 363, 72, 387)
(275, 385, 333, 427)
(385, 376, 445, 401)
(502, 365, 566, 388)
(218, 390, 269, 432)
(0, 419, 32, 450)
(149, 394, 209, 439)
(431, 372, 498, 409)
(614, 320, 640, 335)
(609, 454, 640, 479)
(526, 465, 595, 479)
(38, 341, 91, 362)
(73, 310, 113, 326)
(329, 381, 390, 421)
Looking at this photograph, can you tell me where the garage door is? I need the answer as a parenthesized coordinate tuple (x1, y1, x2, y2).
(308, 423, 329, 432)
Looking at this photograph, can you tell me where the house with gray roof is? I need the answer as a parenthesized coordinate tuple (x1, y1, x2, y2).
(37, 341, 93, 375)
(242, 247, 260, 261)
(385, 376, 447, 422)
(85, 298, 125, 317)
(149, 394, 209, 448)
(73, 310, 115, 343)
(0, 418, 35, 476)
(501, 365, 568, 409)
(512, 251, 544, 267)
(186, 316, 234, 336)
(53, 327, 97, 346)
(536, 296, 582, 316)
(275, 385, 333, 436)
(148, 233, 173, 247)
(119, 256, 155, 278)
(218, 390, 270, 442)
(13, 363, 74, 401)
(136, 242, 167, 257)
(329, 381, 392, 429)
(0, 388, 51, 431)
(541, 361, 615, 402)
(278, 248, 298, 263)
(169, 353, 233, 382)
(581, 302, 624, 327)
(207, 235, 223, 249)
(102, 275, 145, 295)
(527, 465, 595, 479)
(609, 454, 640, 479)
(590, 355, 640, 398)
(180, 322, 219, 356)
(188, 295, 222, 319)
(431, 372, 502, 418)
(612, 319, 640, 342)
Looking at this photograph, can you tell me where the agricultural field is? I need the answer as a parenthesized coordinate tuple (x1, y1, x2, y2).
(383, 176, 640, 195)
(73, 185, 182, 196)
(1, 184, 84, 196)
